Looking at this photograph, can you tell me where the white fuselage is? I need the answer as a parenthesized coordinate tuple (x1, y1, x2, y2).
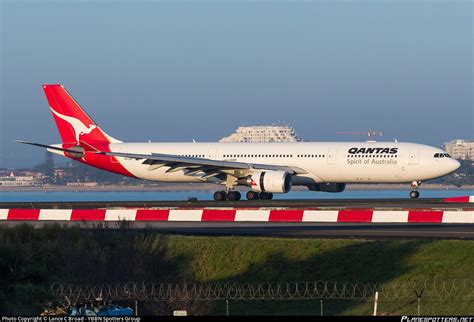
(108, 141, 460, 186)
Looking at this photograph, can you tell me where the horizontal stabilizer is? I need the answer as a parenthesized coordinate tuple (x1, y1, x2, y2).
(15, 140, 85, 159)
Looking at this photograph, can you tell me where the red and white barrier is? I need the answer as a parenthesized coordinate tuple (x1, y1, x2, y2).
(0, 208, 472, 223)
(444, 196, 474, 203)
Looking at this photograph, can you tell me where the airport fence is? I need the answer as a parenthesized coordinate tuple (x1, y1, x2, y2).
(50, 280, 474, 302)
(46, 279, 474, 315)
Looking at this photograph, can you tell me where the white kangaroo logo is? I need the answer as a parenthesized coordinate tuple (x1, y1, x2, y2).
(50, 107, 97, 142)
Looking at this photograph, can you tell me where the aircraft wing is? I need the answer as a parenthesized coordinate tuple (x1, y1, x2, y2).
(16, 139, 308, 182)
(99, 151, 307, 180)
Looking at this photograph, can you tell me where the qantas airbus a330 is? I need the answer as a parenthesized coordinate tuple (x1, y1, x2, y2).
(18, 84, 460, 201)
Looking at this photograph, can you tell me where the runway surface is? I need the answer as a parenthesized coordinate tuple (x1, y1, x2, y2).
(1, 198, 472, 209)
(2, 221, 473, 239)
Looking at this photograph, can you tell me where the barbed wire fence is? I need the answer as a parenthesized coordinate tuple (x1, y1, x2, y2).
(50, 280, 474, 302)
(48, 279, 474, 315)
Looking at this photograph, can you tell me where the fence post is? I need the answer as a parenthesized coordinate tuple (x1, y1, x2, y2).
(135, 300, 138, 316)
(373, 291, 378, 316)
(320, 299, 323, 316)
(417, 297, 421, 316)
(412, 285, 425, 317)
(226, 299, 229, 316)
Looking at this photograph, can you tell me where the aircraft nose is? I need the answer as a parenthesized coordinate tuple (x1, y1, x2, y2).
(449, 158, 461, 172)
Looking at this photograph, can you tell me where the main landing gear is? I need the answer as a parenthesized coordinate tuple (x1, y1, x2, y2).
(410, 181, 421, 199)
(246, 191, 273, 200)
(213, 190, 241, 201)
(212, 190, 274, 201)
(214, 175, 275, 201)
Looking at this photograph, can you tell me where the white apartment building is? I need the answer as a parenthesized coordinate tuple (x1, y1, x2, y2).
(219, 125, 303, 143)
(0, 172, 38, 187)
(443, 139, 474, 160)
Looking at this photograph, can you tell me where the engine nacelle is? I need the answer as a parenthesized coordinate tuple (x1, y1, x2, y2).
(238, 171, 292, 193)
(307, 183, 346, 193)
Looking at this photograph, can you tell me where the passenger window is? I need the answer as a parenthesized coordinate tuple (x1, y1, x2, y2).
(434, 153, 439, 158)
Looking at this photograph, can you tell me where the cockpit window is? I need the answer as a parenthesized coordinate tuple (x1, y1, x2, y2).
(434, 153, 452, 158)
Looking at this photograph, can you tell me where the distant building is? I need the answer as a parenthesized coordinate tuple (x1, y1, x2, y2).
(443, 139, 474, 160)
(54, 168, 67, 178)
(0, 171, 40, 187)
(219, 125, 303, 143)
(66, 182, 98, 187)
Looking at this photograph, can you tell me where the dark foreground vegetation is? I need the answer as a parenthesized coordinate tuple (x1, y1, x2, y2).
(0, 224, 473, 315)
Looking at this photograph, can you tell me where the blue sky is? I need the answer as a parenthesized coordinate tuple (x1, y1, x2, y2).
(1, 0, 472, 168)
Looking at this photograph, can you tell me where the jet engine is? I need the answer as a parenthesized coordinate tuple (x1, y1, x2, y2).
(307, 183, 346, 193)
(238, 170, 292, 193)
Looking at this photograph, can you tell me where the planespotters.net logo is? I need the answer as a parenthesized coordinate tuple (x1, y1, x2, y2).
(401, 317, 474, 322)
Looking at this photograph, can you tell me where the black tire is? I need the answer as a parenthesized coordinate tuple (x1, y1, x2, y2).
(259, 192, 271, 200)
(214, 191, 225, 201)
(410, 191, 420, 199)
(246, 191, 259, 200)
(234, 191, 241, 201)
(227, 191, 238, 201)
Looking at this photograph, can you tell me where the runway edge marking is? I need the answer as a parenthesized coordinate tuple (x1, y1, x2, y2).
(235, 210, 270, 222)
(408, 210, 443, 223)
(372, 211, 408, 223)
(7, 209, 40, 220)
(444, 196, 474, 203)
(1, 208, 474, 223)
(168, 209, 202, 221)
(105, 209, 137, 221)
(302, 210, 339, 222)
(0, 209, 9, 220)
(39, 209, 72, 221)
(442, 210, 474, 224)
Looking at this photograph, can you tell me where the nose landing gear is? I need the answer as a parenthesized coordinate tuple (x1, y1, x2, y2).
(410, 181, 421, 199)
(410, 190, 420, 199)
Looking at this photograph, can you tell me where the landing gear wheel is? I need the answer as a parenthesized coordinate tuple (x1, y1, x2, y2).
(227, 190, 241, 201)
(410, 191, 420, 199)
(213, 191, 227, 201)
(246, 191, 259, 200)
(259, 192, 274, 200)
